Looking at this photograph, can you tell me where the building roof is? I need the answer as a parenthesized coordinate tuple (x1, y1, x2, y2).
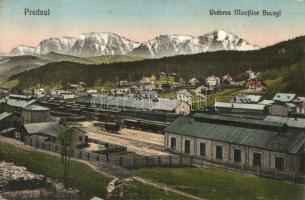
(62, 94, 76, 100)
(188, 77, 199, 84)
(206, 75, 220, 81)
(1, 98, 37, 108)
(0, 112, 12, 121)
(245, 95, 262, 102)
(24, 104, 50, 111)
(77, 95, 178, 111)
(141, 90, 158, 98)
(245, 79, 266, 88)
(193, 113, 285, 130)
(165, 115, 305, 154)
(90, 197, 104, 200)
(259, 100, 274, 105)
(273, 93, 296, 102)
(215, 102, 266, 111)
(264, 116, 305, 129)
(24, 122, 60, 137)
(9, 94, 33, 100)
(231, 94, 262, 103)
(177, 89, 192, 97)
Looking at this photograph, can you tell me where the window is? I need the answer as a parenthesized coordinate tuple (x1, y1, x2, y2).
(253, 153, 261, 167)
(200, 143, 206, 156)
(184, 140, 191, 154)
(170, 137, 176, 150)
(275, 157, 284, 171)
(79, 136, 82, 142)
(234, 149, 241, 163)
(216, 146, 223, 159)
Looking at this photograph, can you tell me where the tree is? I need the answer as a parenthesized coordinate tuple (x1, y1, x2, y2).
(57, 124, 75, 186)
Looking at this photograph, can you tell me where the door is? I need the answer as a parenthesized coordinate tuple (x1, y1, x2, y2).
(300, 153, 305, 174)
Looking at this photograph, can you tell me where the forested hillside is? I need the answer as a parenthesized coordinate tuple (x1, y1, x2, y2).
(8, 36, 305, 95)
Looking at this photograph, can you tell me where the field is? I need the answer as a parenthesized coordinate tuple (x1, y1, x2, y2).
(134, 167, 305, 200)
(0, 142, 190, 200)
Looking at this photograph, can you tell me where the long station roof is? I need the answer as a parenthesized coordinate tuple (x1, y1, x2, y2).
(165, 114, 305, 154)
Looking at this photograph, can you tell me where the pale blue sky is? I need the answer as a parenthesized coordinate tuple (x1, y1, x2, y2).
(0, 0, 305, 52)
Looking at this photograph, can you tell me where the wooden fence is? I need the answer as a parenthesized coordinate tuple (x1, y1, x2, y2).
(23, 136, 304, 183)
(192, 156, 299, 183)
(24, 136, 193, 169)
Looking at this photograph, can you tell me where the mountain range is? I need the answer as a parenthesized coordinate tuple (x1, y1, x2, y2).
(0, 53, 142, 84)
(9, 30, 259, 58)
(8, 35, 305, 97)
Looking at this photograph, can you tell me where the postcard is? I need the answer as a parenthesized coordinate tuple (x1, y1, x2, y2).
(0, 0, 304, 199)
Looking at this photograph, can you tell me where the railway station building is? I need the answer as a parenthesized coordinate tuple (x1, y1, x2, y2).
(165, 113, 305, 174)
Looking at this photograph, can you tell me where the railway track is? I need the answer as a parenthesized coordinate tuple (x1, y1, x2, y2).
(88, 131, 170, 156)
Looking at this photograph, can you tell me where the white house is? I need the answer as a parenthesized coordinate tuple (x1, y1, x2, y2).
(87, 89, 98, 95)
(140, 77, 153, 84)
(245, 79, 267, 92)
(222, 74, 233, 84)
(176, 89, 192, 106)
(188, 77, 199, 86)
(293, 97, 305, 114)
(246, 69, 257, 80)
(269, 93, 297, 116)
(206, 76, 221, 87)
(119, 80, 129, 86)
(273, 93, 296, 103)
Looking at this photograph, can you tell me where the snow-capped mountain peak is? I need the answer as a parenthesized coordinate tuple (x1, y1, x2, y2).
(212, 29, 231, 41)
(69, 32, 140, 56)
(130, 30, 258, 58)
(9, 45, 36, 56)
(204, 29, 260, 51)
(35, 37, 77, 55)
(9, 30, 259, 57)
(130, 34, 196, 58)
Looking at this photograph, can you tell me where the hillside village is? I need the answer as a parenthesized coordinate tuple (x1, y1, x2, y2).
(1, 63, 305, 199)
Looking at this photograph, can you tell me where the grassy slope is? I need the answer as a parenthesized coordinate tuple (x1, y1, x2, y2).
(39, 53, 144, 65)
(109, 181, 191, 200)
(0, 53, 143, 88)
(260, 62, 305, 98)
(0, 142, 190, 200)
(38, 53, 95, 64)
(0, 142, 110, 199)
(134, 167, 304, 200)
(87, 55, 144, 64)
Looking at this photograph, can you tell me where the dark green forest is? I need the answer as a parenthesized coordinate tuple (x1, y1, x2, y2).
(9, 36, 305, 95)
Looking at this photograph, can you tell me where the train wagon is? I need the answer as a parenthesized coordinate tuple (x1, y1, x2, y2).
(138, 120, 168, 133)
(123, 119, 139, 129)
(123, 118, 169, 133)
(104, 122, 121, 133)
